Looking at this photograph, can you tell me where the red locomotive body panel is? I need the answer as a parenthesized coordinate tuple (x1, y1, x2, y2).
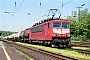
(29, 23, 46, 40)
(29, 21, 53, 41)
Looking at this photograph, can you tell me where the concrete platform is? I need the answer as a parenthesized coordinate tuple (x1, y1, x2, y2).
(0, 41, 28, 60)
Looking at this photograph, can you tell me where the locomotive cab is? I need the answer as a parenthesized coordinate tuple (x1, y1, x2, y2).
(51, 20, 70, 47)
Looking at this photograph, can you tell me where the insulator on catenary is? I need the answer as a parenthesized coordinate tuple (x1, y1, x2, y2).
(62, 2, 63, 8)
(40, 2, 41, 7)
(15, 1, 16, 7)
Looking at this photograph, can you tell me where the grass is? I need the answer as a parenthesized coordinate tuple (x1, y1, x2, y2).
(3, 40, 12, 42)
(16, 42, 90, 60)
(72, 46, 90, 50)
(12, 47, 34, 60)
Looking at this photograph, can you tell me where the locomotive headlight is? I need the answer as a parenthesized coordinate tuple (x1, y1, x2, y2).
(52, 34, 56, 36)
(52, 34, 57, 37)
(67, 34, 70, 37)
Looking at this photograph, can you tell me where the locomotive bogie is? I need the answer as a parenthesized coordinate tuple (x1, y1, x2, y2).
(52, 38, 70, 47)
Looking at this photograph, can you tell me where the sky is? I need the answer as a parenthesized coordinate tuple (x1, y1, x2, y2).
(0, 0, 90, 32)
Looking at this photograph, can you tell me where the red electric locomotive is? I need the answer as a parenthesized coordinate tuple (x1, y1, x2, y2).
(29, 19, 70, 47)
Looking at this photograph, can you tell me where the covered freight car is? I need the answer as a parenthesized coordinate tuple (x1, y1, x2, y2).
(19, 30, 24, 41)
(14, 30, 24, 41)
(23, 28, 30, 42)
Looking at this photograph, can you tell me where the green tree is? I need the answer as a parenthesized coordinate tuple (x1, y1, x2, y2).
(66, 8, 90, 41)
(0, 30, 16, 39)
(66, 16, 78, 37)
(80, 8, 90, 40)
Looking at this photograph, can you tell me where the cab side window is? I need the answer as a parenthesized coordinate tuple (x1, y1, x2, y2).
(48, 22, 50, 28)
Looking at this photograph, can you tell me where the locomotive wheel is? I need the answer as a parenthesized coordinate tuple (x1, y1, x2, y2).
(51, 44, 55, 48)
(67, 43, 71, 48)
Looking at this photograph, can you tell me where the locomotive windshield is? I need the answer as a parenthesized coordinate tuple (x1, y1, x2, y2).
(53, 22, 69, 28)
(53, 22, 61, 28)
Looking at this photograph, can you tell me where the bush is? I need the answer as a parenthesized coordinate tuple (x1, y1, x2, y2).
(71, 35, 87, 41)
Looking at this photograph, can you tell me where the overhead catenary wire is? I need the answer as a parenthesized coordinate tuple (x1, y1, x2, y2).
(21, 1, 44, 28)
(58, 0, 73, 8)
(17, 0, 59, 29)
(37, 0, 74, 19)
(58, 0, 74, 18)
(7, 0, 24, 30)
(6, 0, 74, 31)
(14, 0, 24, 14)
(23, 0, 74, 29)
(34, 0, 74, 20)
(11, 1, 42, 31)
(11, 0, 24, 20)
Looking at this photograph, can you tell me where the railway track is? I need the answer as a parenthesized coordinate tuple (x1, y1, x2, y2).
(6, 42, 84, 60)
(71, 41, 90, 48)
(67, 41, 90, 55)
(65, 48, 90, 55)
